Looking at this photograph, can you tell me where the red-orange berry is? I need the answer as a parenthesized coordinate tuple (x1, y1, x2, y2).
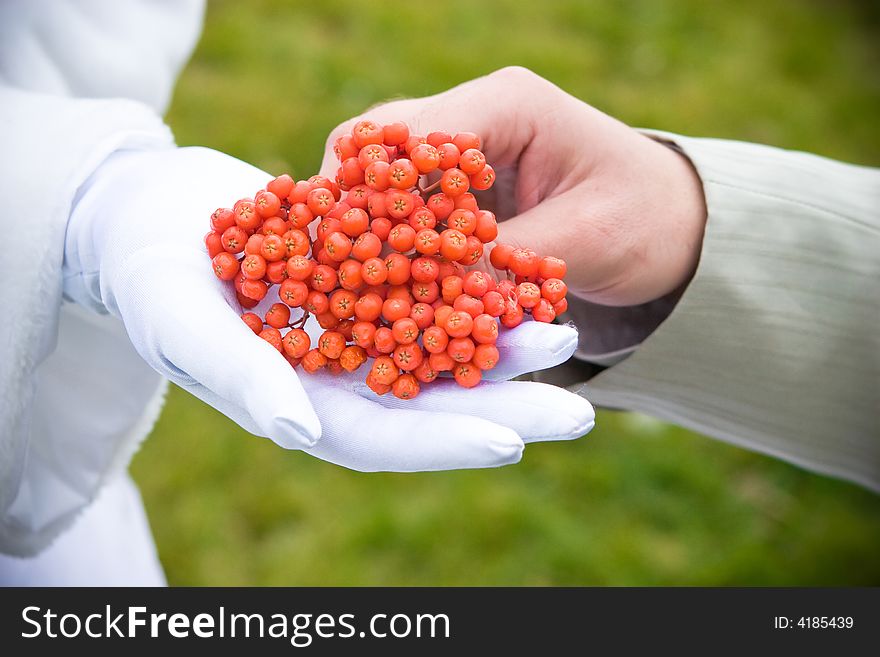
(212, 252, 240, 280)
(283, 328, 311, 359)
(259, 327, 283, 352)
(371, 356, 399, 385)
(241, 312, 263, 334)
(473, 343, 500, 370)
(392, 373, 420, 399)
(393, 343, 423, 371)
(453, 361, 482, 388)
(302, 348, 328, 373)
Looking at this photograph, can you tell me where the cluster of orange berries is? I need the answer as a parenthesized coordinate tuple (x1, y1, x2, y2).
(206, 121, 568, 399)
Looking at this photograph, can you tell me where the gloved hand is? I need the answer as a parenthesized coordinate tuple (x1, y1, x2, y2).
(64, 146, 595, 471)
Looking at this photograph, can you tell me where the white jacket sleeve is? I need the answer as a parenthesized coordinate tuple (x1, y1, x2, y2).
(559, 134, 880, 491)
(0, 1, 203, 555)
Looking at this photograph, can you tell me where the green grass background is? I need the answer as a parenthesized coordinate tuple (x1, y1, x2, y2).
(131, 0, 880, 585)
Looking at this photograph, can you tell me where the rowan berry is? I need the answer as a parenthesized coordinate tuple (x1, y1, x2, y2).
(453, 193, 478, 213)
(448, 336, 476, 363)
(321, 219, 346, 242)
(329, 289, 358, 319)
(335, 259, 363, 291)
(267, 174, 294, 200)
(282, 255, 310, 282)
(351, 321, 377, 349)
(481, 290, 505, 317)
(240, 278, 268, 301)
(467, 314, 497, 345)
(453, 294, 485, 318)
(324, 231, 352, 262)
(386, 189, 416, 220)
(393, 343, 423, 371)
(470, 164, 496, 191)
(352, 120, 384, 148)
(433, 304, 455, 329)
(234, 199, 261, 231)
(553, 298, 569, 315)
(516, 282, 541, 309)
(437, 260, 465, 281)
(316, 330, 345, 360)
(309, 264, 338, 293)
(392, 373, 420, 399)
(453, 361, 481, 388)
(473, 343, 500, 370)
(316, 312, 340, 330)
(374, 326, 397, 354)
(452, 132, 481, 152)
(388, 158, 419, 189)
(427, 131, 453, 147)
(532, 298, 557, 323)
(508, 248, 540, 278)
(441, 275, 464, 305)
(241, 253, 267, 280)
(413, 229, 441, 256)
(410, 143, 441, 173)
(386, 285, 413, 304)
(371, 356, 399, 385)
(339, 157, 365, 187)
(427, 192, 454, 220)
(436, 142, 461, 170)
(370, 217, 392, 241)
(221, 225, 248, 254)
(489, 243, 514, 270)
(363, 160, 390, 191)
(354, 292, 383, 322)
(305, 290, 330, 315)
(412, 280, 440, 304)
(444, 310, 474, 338)
(212, 252, 240, 280)
(339, 345, 368, 372)
(210, 207, 236, 233)
(382, 297, 411, 323)
(458, 148, 486, 176)
(255, 190, 281, 218)
(408, 302, 434, 330)
(382, 121, 409, 146)
(366, 372, 392, 395)
(429, 351, 455, 372)
(384, 253, 411, 286)
(388, 224, 416, 252)
(259, 327, 283, 352)
(263, 303, 290, 330)
(333, 134, 359, 162)
(460, 236, 484, 266)
(440, 168, 469, 197)
(408, 206, 437, 231)
(241, 312, 263, 335)
(473, 210, 498, 243)
(413, 360, 439, 384)
(358, 143, 389, 170)
(359, 257, 387, 286)
(302, 348, 328, 373)
(448, 209, 477, 235)
(282, 328, 311, 359)
(205, 231, 225, 258)
(500, 300, 524, 328)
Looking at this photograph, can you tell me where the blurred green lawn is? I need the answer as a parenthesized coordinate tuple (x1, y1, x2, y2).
(130, 0, 880, 585)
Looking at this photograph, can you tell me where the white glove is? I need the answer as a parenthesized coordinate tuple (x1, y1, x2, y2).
(64, 146, 595, 471)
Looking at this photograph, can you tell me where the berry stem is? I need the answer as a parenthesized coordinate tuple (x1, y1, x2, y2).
(419, 179, 442, 195)
(289, 312, 311, 330)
